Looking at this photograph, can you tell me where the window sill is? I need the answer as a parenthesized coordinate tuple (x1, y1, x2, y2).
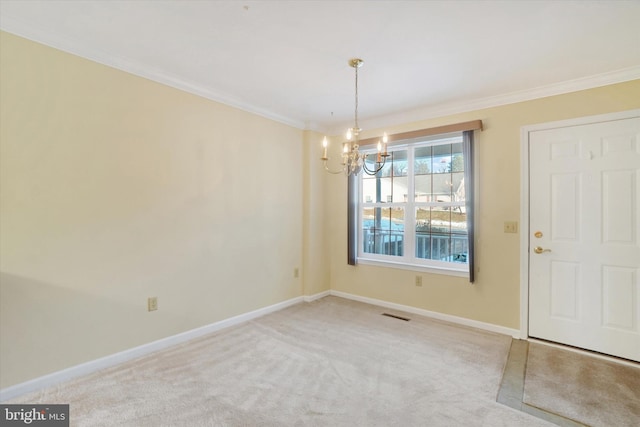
(356, 257, 469, 278)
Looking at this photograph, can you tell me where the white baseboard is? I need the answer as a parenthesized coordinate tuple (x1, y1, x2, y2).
(303, 290, 330, 302)
(329, 290, 521, 339)
(0, 296, 304, 402)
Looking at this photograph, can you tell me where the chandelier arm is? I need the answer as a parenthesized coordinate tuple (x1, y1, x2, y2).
(323, 160, 346, 175)
(362, 154, 386, 176)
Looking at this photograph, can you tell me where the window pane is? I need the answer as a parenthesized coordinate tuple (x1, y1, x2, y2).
(378, 159, 393, 178)
(416, 207, 431, 230)
(379, 177, 393, 202)
(415, 207, 468, 264)
(415, 174, 432, 202)
(415, 146, 432, 175)
(379, 150, 407, 178)
(362, 175, 377, 203)
(389, 150, 408, 177)
(451, 143, 464, 172)
(362, 207, 404, 256)
(379, 176, 408, 203)
(452, 172, 465, 202)
(433, 174, 453, 201)
(415, 207, 431, 259)
(431, 206, 451, 234)
(432, 144, 452, 173)
(451, 207, 467, 235)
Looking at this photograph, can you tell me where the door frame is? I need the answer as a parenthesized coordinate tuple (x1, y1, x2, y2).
(519, 108, 640, 340)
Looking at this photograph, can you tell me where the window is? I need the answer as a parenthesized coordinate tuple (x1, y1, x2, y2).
(358, 133, 470, 274)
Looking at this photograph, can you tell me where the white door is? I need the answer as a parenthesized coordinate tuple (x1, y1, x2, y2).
(528, 115, 640, 362)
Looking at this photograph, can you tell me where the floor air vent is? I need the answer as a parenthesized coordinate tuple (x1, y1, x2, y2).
(382, 313, 410, 321)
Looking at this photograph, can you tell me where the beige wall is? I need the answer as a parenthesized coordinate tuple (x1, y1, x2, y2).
(327, 79, 640, 329)
(0, 32, 306, 388)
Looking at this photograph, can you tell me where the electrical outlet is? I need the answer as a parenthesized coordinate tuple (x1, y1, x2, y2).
(294, 268, 299, 278)
(148, 297, 158, 312)
(504, 221, 518, 234)
(415, 275, 423, 287)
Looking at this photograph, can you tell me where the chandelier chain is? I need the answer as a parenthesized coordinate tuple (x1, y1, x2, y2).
(354, 64, 359, 132)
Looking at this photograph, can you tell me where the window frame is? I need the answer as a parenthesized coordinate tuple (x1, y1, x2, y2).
(356, 132, 470, 277)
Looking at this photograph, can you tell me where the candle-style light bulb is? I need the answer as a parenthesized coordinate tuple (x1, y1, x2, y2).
(343, 142, 349, 154)
(322, 137, 328, 148)
(346, 129, 352, 141)
(382, 132, 388, 155)
(377, 141, 382, 152)
(322, 137, 328, 159)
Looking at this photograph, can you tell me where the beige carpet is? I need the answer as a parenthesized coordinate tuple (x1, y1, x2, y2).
(8, 296, 552, 426)
(523, 342, 640, 427)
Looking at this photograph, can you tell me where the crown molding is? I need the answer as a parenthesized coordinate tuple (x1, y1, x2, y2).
(346, 65, 640, 135)
(0, 19, 307, 130)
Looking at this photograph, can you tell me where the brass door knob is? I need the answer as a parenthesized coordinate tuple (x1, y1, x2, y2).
(533, 246, 551, 254)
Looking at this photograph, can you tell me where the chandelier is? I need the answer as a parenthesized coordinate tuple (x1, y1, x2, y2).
(321, 58, 389, 176)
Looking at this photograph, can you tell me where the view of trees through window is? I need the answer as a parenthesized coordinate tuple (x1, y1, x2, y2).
(360, 136, 468, 266)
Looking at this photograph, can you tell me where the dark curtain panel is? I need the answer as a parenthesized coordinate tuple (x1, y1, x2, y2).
(462, 131, 475, 283)
(347, 172, 357, 265)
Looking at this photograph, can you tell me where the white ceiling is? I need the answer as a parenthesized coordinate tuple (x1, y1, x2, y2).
(1, 0, 639, 134)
